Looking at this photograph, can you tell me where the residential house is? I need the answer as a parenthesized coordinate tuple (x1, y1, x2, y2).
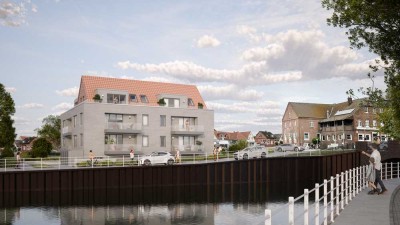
(282, 98, 387, 148)
(59, 75, 214, 158)
(214, 130, 255, 146)
(254, 131, 276, 146)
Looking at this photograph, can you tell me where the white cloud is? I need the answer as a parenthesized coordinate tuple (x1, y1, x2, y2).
(5, 86, 16, 93)
(17, 103, 45, 109)
(197, 35, 221, 48)
(116, 60, 302, 85)
(207, 101, 281, 116)
(141, 76, 184, 84)
(236, 25, 257, 35)
(31, 4, 37, 13)
(56, 87, 79, 97)
(198, 84, 263, 101)
(12, 116, 31, 125)
(52, 102, 73, 111)
(0, 1, 27, 27)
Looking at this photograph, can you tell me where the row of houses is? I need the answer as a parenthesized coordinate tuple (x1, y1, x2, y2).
(213, 130, 281, 148)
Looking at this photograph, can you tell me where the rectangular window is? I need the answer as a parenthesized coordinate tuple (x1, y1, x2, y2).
(160, 136, 166, 147)
(365, 120, 370, 127)
(332, 135, 336, 141)
(188, 98, 194, 106)
(107, 94, 126, 104)
(140, 95, 148, 103)
(365, 134, 371, 141)
(373, 120, 377, 127)
(129, 94, 137, 102)
(310, 121, 314, 128)
(346, 134, 352, 140)
(322, 135, 326, 141)
(80, 134, 83, 147)
(73, 115, 77, 127)
(358, 120, 362, 127)
(106, 113, 123, 122)
(73, 135, 77, 148)
(364, 107, 369, 113)
(160, 115, 166, 127)
(304, 132, 309, 140)
(80, 113, 83, 126)
(327, 135, 330, 141)
(358, 134, 364, 141)
(142, 136, 149, 147)
(143, 114, 149, 126)
(105, 134, 123, 144)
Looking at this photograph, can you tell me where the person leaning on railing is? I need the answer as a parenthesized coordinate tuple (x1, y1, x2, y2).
(88, 150, 95, 165)
(362, 146, 388, 195)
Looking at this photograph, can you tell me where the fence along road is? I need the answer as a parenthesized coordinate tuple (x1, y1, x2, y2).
(265, 162, 400, 225)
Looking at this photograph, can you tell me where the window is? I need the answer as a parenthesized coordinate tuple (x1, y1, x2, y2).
(365, 120, 370, 127)
(80, 113, 83, 126)
(106, 114, 123, 122)
(107, 94, 126, 104)
(373, 120, 377, 127)
(364, 107, 369, 113)
(105, 134, 123, 144)
(332, 135, 336, 141)
(365, 134, 370, 141)
(358, 134, 364, 141)
(322, 135, 326, 141)
(129, 94, 137, 102)
(140, 95, 148, 103)
(327, 135, 330, 141)
(160, 136, 166, 147)
(188, 98, 194, 106)
(73, 135, 77, 148)
(73, 115, 77, 127)
(142, 136, 149, 147)
(346, 134, 352, 140)
(80, 134, 83, 147)
(143, 114, 149, 126)
(358, 120, 362, 127)
(304, 132, 309, 140)
(310, 121, 314, 128)
(165, 98, 180, 108)
(160, 115, 166, 127)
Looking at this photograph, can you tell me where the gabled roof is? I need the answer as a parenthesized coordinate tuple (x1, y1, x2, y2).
(256, 131, 275, 139)
(77, 75, 207, 108)
(289, 102, 332, 118)
(214, 130, 252, 141)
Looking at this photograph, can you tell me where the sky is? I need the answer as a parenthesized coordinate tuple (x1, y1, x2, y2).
(0, 0, 386, 138)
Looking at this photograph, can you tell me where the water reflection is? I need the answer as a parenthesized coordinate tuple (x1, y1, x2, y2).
(0, 181, 316, 224)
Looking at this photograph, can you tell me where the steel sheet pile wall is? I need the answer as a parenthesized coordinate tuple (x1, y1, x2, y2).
(0, 152, 360, 207)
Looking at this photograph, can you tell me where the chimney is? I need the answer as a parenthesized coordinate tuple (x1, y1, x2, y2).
(347, 97, 353, 106)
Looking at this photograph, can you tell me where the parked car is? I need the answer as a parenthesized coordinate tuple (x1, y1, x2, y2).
(139, 152, 175, 166)
(234, 146, 267, 160)
(379, 141, 388, 151)
(275, 144, 305, 152)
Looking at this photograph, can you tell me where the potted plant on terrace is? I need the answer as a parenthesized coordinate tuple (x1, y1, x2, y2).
(93, 94, 102, 102)
(157, 98, 166, 106)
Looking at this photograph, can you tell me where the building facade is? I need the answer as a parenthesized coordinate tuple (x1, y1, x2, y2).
(60, 76, 214, 158)
(282, 98, 387, 148)
(254, 131, 277, 146)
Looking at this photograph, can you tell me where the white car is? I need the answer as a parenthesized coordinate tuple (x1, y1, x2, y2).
(275, 144, 305, 152)
(139, 152, 175, 166)
(234, 146, 267, 160)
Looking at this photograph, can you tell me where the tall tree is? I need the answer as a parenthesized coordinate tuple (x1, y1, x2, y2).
(35, 115, 61, 149)
(322, 0, 400, 139)
(0, 83, 16, 148)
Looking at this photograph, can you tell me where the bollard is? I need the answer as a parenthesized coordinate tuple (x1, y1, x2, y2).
(391, 162, 393, 179)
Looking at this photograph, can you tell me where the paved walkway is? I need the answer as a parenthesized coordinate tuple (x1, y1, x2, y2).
(333, 178, 400, 225)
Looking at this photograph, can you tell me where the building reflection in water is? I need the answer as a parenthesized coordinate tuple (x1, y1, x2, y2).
(0, 181, 315, 224)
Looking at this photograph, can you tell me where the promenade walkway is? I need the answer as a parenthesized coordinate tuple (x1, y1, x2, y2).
(334, 178, 400, 225)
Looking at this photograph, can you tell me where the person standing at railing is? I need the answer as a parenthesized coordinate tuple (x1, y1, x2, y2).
(175, 149, 181, 163)
(15, 151, 21, 169)
(130, 148, 135, 165)
(88, 150, 95, 166)
(366, 157, 378, 194)
(362, 146, 387, 195)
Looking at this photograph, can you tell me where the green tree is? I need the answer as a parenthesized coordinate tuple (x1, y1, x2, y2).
(322, 0, 400, 139)
(35, 115, 61, 149)
(31, 137, 53, 158)
(228, 140, 248, 152)
(1, 146, 14, 158)
(0, 83, 16, 148)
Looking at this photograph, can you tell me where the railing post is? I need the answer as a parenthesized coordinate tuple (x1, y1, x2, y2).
(205, 153, 208, 163)
(4, 159, 6, 172)
(336, 174, 340, 216)
(123, 155, 125, 167)
(304, 189, 309, 225)
(265, 209, 271, 225)
(315, 183, 319, 225)
(345, 171, 349, 204)
(398, 162, 399, 179)
(289, 196, 294, 225)
(363, 165, 367, 188)
(385, 163, 387, 180)
(341, 172, 344, 209)
(194, 154, 196, 164)
(41, 158, 43, 170)
(108, 156, 110, 167)
(323, 179, 327, 225)
(59, 157, 61, 170)
(356, 167, 359, 194)
(22, 158, 25, 171)
(391, 162, 393, 179)
(330, 176, 334, 223)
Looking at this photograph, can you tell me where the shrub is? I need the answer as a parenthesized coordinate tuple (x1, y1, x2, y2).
(31, 138, 53, 158)
(228, 140, 248, 152)
(1, 146, 14, 158)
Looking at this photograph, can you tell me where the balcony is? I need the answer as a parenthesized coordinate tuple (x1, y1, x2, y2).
(171, 125, 204, 135)
(105, 122, 142, 134)
(320, 125, 354, 132)
(62, 126, 72, 137)
(172, 144, 204, 152)
(104, 144, 140, 155)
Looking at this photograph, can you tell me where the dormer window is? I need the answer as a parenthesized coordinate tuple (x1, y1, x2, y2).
(188, 98, 194, 106)
(140, 95, 148, 103)
(129, 94, 137, 102)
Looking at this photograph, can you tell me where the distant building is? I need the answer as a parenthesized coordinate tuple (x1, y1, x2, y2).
(282, 98, 387, 148)
(214, 130, 255, 146)
(254, 131, 277, 146)
(59, 75, 214, 158)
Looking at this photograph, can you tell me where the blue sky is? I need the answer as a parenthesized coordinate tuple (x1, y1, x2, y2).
(0, 0, 385, 137)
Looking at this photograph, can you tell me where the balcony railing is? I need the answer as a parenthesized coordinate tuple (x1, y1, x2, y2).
(171, 125, 204, 134)
(62, 126, 72, 135)
(172, 145, 204, 152)
(105, 122, 142, 133)
(104, 144, 140, 154)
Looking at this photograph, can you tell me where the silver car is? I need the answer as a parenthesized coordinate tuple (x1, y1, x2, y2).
(234, 146, 267, 160)
(140, 152, 175, 166)
(275, 144, 305, 152)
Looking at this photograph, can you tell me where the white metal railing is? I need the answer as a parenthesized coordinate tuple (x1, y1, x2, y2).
(104, 144, 140, 152)
(105, 122, 142, 130)
(62, 126, 72, 134)
(171, 125, 204, 132)
(265, 162, 400, 225)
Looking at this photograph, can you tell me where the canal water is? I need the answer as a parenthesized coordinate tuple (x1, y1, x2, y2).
(0, 181, 319, 224)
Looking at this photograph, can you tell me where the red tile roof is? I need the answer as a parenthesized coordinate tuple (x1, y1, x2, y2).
(77, 75, 206, 108)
